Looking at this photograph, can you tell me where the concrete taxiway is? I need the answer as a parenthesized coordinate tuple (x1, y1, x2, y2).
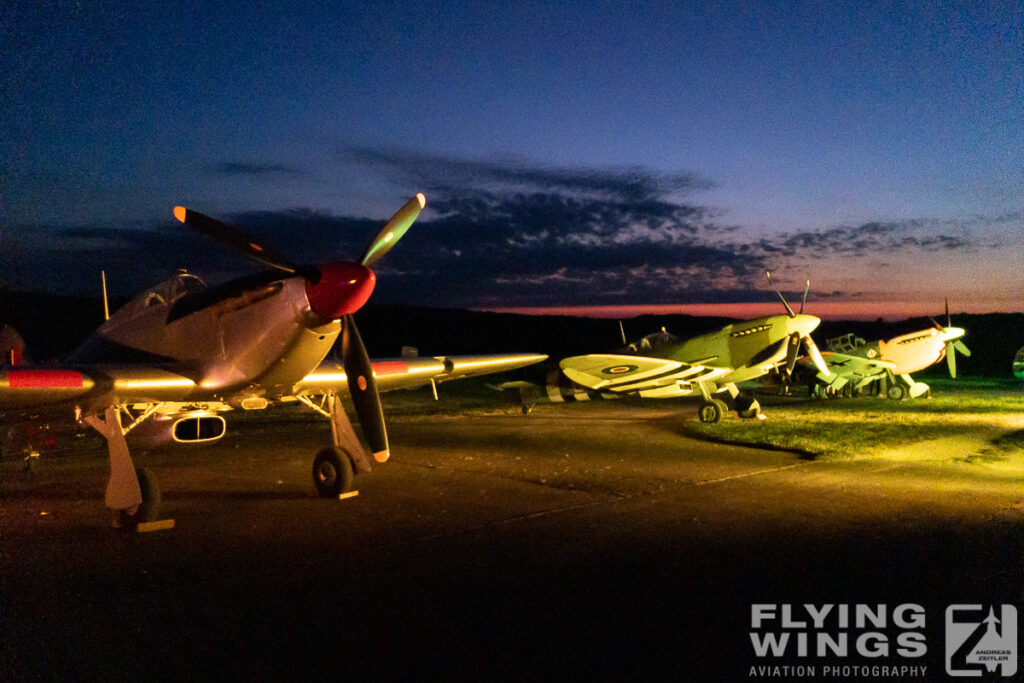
(2, 400, 1022, 681)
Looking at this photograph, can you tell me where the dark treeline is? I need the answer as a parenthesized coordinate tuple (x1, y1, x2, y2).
(3, 290, 1021, 377)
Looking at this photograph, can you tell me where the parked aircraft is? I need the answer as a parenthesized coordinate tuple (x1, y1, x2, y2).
(0, 195, 546, 526)
(804, 300, 969, 399)
(557, 277, 830, 423)
(1013, 345, 1024, 380)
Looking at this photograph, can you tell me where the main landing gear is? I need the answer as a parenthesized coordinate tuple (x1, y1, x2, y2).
(698, 399, 729, 424)
(83, 404, 164, 528)
(696, 383, 763, 424)
(298, 392, 372, 498)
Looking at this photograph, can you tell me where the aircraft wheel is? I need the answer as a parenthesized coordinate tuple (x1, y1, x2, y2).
(313, 446, 354, 498)
(735, 394, 760, 419)
(886, 384, 906, 401)
(114, 467, 161, 528)
(698, 400, 724, 424)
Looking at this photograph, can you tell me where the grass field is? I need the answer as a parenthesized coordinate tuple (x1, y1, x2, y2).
(685, 377, 1024, 462)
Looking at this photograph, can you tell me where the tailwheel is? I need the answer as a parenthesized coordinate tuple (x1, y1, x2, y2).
(313, 446, 355, 498)
(113, 467, 161, 528)
(698, 400, 725, 424)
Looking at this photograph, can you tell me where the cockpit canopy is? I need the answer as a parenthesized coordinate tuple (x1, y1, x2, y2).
(141, 270, 208, 308)
(628, 327, 679, 353)
(827, 333, 866, 354)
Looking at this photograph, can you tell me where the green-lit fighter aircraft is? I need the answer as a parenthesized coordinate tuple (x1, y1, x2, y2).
(1013, 346, 1024, 380)
(558, 277, 831, 423)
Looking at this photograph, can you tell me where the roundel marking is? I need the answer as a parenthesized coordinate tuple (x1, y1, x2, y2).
(602, 364, 638, 375)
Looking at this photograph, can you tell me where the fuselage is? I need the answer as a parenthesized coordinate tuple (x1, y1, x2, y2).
(67, 270, 340, 401)
(649, 313, 820, 384)
(877, 326, 965, 375)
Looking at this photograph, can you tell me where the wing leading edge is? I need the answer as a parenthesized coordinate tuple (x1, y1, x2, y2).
(296, 353, 548, 395)
(0, 353, 548, 410)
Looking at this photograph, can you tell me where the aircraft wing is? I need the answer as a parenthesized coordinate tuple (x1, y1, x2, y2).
(0, 365, 199, 411)
(0, 353, 547, 411)
(804, 351, 895, 383)
(559, 353, 695, 392)
(295, 353, 548, 395)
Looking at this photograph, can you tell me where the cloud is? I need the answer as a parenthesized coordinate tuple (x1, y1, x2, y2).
(756, 219, 975, 258)
(4, 148, 1008, 310)
(343, 146, 715, 201)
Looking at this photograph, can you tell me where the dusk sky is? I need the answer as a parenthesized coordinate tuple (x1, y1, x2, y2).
(3, 1, 1021, 319)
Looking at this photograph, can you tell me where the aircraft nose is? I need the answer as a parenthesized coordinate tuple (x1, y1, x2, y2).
(305, 262, 376, 320)
(942, 326, 966, 341)
(788, 314, 821, 336)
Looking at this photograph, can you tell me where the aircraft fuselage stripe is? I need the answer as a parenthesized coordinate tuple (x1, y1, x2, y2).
(371, 361, 408, 376)
(7, 370, 85, 388)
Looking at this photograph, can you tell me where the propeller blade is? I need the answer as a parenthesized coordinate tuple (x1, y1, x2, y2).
(765, 271, 795, 317)
(954, 340, 971, 357)
(359, 193, 426, 268)
(927, 316, 942, 330)
(799, 279, 809, 315)
(804, 335, 831, 377)
(945, 296, 951, 328)
(174, 206, 320, 281)
(946, 341, 957, 378)
(785, 333, 801, 373)
(341, 314, 389, 462)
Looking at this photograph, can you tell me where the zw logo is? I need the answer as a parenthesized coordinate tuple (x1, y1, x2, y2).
(946, 605, 1017, 677)
(602, 365, 638, 375)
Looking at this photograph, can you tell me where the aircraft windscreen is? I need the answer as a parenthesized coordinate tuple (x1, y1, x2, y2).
(638, 328, 678, 351)
(171, 272, 207, 299)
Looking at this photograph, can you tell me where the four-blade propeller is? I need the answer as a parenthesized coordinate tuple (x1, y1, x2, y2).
(173, 194, 426, 462)
(767, 272, 830, 377)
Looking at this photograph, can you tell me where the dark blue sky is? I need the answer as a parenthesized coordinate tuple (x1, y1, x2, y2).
(3, 1, 1021, 317)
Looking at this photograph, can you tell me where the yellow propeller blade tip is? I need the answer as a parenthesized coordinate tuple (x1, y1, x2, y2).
(416, 193, 426, 208)
(173, 206, 187, 223)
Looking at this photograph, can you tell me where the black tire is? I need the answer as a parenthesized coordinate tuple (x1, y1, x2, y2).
(886, 384, 906, 401)
(115, 467, 161, 527)
(698, 400, 723, 424)
(313, 446, 354, 498)
(734, 394, 760, 419)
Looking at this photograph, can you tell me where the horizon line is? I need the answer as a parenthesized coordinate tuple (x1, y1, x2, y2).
(478, 301, 1023, 321)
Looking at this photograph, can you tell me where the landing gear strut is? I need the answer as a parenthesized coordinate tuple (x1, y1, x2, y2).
(83, 404, 164, 527)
